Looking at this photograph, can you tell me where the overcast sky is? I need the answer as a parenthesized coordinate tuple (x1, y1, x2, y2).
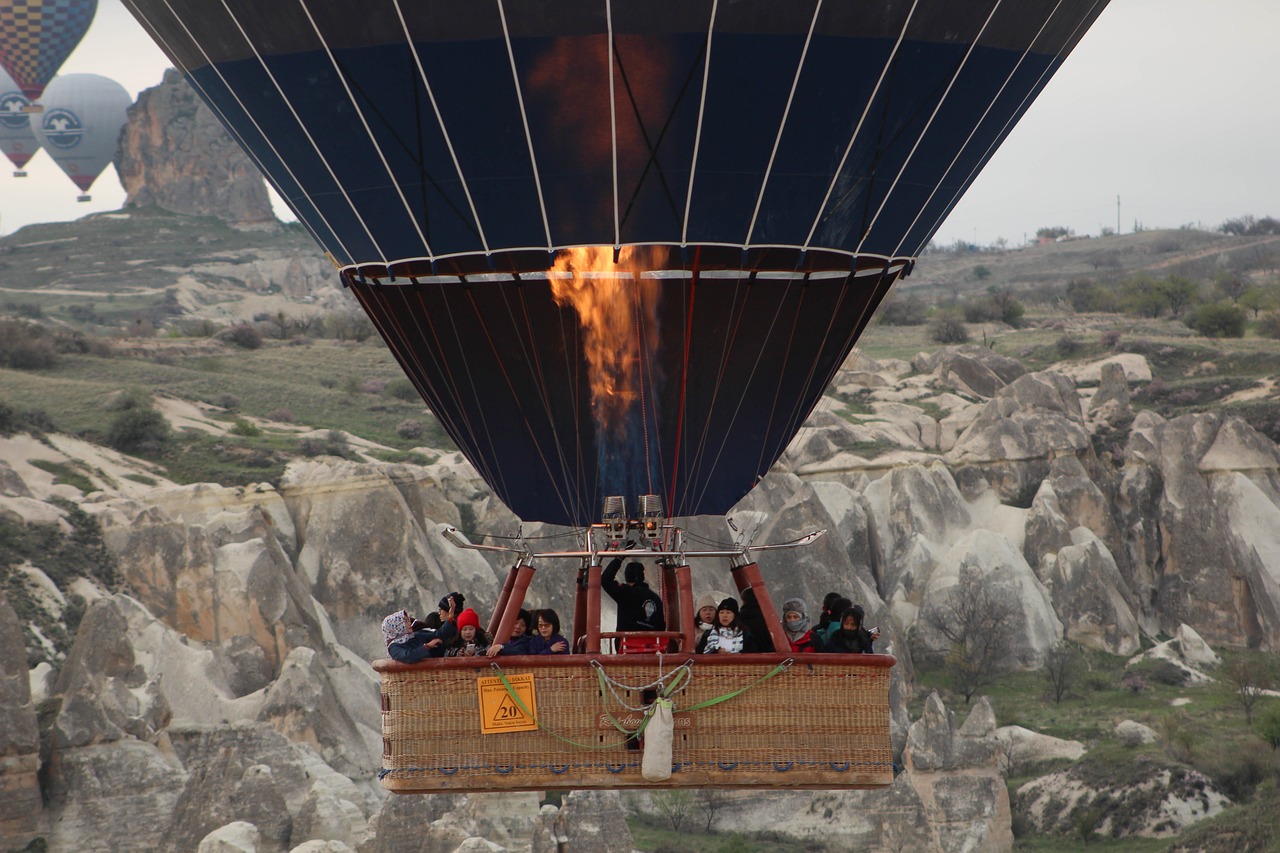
(1, 0, 1277, 246)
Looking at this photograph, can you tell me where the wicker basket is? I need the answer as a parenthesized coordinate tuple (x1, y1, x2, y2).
(374, 652, 894, 793)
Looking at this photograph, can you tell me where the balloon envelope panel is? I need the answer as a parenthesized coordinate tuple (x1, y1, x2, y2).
(0, 0, 97, 100)
(120, 0, 1111, 524)
(31, 72, 131, 193)
(0, 66, 41, 172)
(122, 0, 1109, 274)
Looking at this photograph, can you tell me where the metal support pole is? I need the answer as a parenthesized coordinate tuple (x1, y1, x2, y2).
(585, 562, 603, 653)
(674, 563, 695, 652)
(493, 563, 536, 644)
(735, 561, 789, 653)
(488, 564, 521, 637)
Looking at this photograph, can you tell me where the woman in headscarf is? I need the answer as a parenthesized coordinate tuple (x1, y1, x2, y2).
(381, 600, 457, 663)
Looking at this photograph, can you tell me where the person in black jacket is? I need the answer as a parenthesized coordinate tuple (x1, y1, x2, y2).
(823, 605, 875, 654)
(602, 553, 665, 653)
(382, 604, 457, 663)
(737, 587, 775, 652)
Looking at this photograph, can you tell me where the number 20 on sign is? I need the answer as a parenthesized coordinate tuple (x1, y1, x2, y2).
(477, 674, 538, 734)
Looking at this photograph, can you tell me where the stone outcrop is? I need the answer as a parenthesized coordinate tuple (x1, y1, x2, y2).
(0, 594, 42, 849)
(117, 68, 275, 225)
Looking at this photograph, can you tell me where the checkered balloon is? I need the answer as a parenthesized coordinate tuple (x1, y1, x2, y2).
(0, 0, 98, 101)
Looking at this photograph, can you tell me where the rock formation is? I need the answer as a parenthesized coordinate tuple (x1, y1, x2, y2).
(116, 69, 275, 226)
(4, 344, 1280, 850)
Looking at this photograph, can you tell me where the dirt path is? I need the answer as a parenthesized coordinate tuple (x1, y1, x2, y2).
(1142, 234, 1280, 271)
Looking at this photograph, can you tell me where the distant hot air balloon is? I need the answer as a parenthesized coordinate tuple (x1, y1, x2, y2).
(0, 0, 97, 102)
(30, 72, 130, 201)
(118, 0, 1110, 528)
(0, 66, 40, 176)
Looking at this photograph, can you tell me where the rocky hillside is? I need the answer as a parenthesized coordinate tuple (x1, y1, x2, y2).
(116, 69, 276, 226)
(4, 335, 1279, 852)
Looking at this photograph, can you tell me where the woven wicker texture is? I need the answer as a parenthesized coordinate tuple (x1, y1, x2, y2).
(378, 654, 893, 793)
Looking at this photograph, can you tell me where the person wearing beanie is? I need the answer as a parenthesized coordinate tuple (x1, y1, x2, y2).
(602, 546, 666, 653)
(823, 605, 875, 654)
(437, 592, 465, 622)
(444, 607, 491, 657)
(528, 608, 570, 655)
(700, 597, 757, 654)
(781, 597, 821, 653)
(381, 607, 457, 663)
(693, 592, 721, 651)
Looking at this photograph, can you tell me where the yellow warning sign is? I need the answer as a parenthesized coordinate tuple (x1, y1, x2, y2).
(477, 674, 538, 734)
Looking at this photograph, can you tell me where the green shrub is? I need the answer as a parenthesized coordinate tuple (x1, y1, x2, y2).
(1188, 302, 1246, 338)
(105, 407, 172, 456)
(229, 419, 261, 437)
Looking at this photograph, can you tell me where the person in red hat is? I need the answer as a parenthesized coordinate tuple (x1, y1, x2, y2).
(444, 607, 491, 657)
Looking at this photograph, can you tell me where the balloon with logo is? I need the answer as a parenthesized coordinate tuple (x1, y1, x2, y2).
(120, 0, 1112, 526)
(30, 72, 130, 201)
(0, 0, 97, 101)
(0, 66, 40, 176)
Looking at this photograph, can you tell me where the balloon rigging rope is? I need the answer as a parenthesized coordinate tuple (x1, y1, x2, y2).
(502, 278, 589, 523)
(804, 0, 919, 252)
(392, 0, 490, 255)
(680, 0, 719, 246)
(854, 0, 1005, 256)
(469, 283, 580, 524)
(891, 0, 1062, 258)
(744, 0, 824, 247)
(123, 0, 346, 262)
(299, 0, 434, 260)
(908, 0, 1109, 258)
(216, 0, 391, 266)
(495, 0, 552, 251)
(606, 0, 620, 248)
(667, 250, 698, 518)
(633, 277, 653, 497)
(678, 273, 750, 515)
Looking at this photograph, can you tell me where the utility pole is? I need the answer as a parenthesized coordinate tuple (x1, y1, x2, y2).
(1117, 195, 1121, 236)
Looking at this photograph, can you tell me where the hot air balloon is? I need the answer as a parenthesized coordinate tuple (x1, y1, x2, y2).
(0, 0, 97, 102)
(0, 66, 40, 176)
(121, 0, 1113, 794)
(30, 72, 130, 201)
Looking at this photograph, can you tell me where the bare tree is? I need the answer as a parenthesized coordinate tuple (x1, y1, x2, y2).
(1043, 642, 1082, 704)
(695, 788, 730, 832)
(1223, 652, 1276, 724)
(926, 567, 1015, 703)
(650, 790, 693, 832)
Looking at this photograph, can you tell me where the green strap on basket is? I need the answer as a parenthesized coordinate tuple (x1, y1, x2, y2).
(488, 658, 790, 750)
(491, 664, 635, 749)
(681, 660, 792, 711)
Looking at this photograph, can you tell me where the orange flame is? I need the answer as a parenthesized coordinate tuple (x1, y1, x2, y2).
(549, 246, 661, 435)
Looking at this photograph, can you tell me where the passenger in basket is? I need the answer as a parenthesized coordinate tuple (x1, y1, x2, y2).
(823, 605, 876, 654)
(382, 603, 457, 663)
(529, 608, 570, 654)
(602, 548, 666, 653)
(693, 593, 720, 651)
(738, 587, 774, 652)
(437, 591, 465, 624)
(782, 597, 822, 653)
(444, 607, 491, 657)
(700, 598, 757, 654)
(485, 608, 535, 657)
(820, 596, 853, 645)
(817, 592, 844, 634)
